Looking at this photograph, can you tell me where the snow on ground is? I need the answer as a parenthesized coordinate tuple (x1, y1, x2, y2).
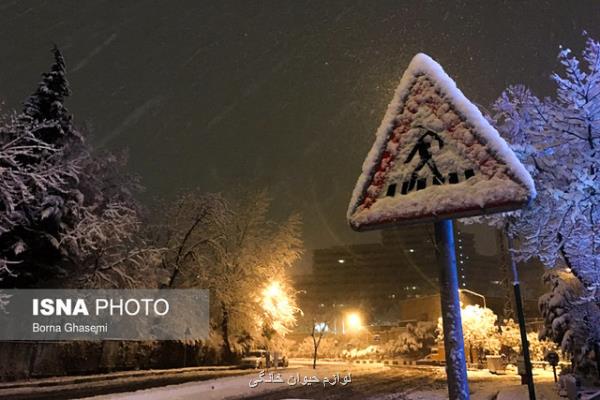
(77, 363, 380, 400)
(75, 364, 561, 400)
(405, 368, 560, 400)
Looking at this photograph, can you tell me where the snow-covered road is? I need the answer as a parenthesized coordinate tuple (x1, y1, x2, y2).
(77, 361, 383, 400)
(77, 362, 559, 400)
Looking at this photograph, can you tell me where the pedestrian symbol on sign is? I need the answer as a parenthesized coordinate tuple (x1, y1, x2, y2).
(384, 126, 477, 198)
(404, 127, 445, 188)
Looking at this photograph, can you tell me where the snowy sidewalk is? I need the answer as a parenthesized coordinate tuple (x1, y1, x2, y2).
(0, 366, 251, 400)
(496, 382, 560, 400)
(406, 382, 560, 400)
(405, 368, 560, 400)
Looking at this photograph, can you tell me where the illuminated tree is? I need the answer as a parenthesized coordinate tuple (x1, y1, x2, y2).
(498, 319, 522, 362)
(490, 35, 600, 376)
(164, 189, 303, 361)
(492, 35, 600, 290)
(260, 280, 300, 338)
(439, 305, 499, 363)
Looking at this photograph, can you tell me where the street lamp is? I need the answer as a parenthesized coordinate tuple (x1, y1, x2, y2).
(345, 312, 362, 333)
(459, 288, 486, 308)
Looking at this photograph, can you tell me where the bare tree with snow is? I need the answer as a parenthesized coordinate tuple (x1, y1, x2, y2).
(488, 34, 600, 376)
(492, 35, 600, 289)
(161, 188, 303, 361)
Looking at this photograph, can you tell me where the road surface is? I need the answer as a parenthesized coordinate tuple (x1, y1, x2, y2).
(78, 360, 555, 400)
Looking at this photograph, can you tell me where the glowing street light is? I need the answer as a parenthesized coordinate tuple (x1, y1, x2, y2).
(345, 312, 362, 333)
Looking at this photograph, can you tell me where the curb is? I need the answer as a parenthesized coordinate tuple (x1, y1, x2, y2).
(353, 359, 419, 366)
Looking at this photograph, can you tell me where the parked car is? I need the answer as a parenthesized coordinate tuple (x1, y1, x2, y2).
(240, 350, 268, 369)
(273, 352, 289, 368)
(416, 347, 445, 366)
(240, 350, 289, 369)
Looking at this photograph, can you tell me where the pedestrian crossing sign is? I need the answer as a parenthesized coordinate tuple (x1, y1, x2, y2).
(347, 53, 535, 231)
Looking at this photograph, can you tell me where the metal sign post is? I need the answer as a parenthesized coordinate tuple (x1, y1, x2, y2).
(435, 219, 469, 400)
(347, 54, 536, 400)
(507, 233, 536, 400)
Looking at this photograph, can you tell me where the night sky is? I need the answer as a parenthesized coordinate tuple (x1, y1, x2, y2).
(1, 1, 599, 271)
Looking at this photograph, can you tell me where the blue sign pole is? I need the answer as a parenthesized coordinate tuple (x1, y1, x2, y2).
(435, 219, 470, 400)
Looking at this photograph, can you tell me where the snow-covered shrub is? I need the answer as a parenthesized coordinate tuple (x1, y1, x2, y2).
(539, 268, 600, 376)
(342, 345, 380, 359)
(439, 305, 500, 363)
(382, 322, 437, 359)
(527, 331, 559, 363)
(498, 319, 522, 362)
(497, 318, 557, 363)
(291, 336, 340, 359)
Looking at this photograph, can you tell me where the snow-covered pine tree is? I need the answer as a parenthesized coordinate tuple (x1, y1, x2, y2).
(21, 45, 81, 147)
(0, 46, 87, 285)
(0, 47, 161, 288)
(0, 110, 80, 281)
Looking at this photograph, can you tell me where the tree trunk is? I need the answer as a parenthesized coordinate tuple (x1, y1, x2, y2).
(221, 302, 233, 362)
(469, 343, 474, 364)
(311, 330, 321, 369)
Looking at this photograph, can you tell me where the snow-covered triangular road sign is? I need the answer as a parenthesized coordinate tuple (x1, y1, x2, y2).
(347, 53, 536, 231)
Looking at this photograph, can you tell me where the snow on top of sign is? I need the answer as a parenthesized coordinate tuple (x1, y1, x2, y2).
(347, 53, 535, 229)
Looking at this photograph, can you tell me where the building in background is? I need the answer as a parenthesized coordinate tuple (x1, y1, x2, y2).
(293, 224, 545, 333)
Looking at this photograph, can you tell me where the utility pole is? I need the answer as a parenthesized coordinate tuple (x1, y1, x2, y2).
(497, 229, 514, 320)
(506, 229, 536, 400)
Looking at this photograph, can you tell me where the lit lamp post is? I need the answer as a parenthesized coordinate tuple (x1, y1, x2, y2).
(459, 288, 487, 308)
(345, 312, 362, 333)
(345, 311, 370, 346)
